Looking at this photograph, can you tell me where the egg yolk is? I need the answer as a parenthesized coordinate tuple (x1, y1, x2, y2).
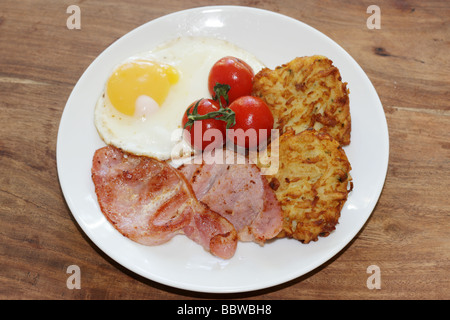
(106, 60, 179, 116)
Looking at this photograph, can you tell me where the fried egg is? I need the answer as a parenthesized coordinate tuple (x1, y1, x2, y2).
(95, 37, 265, 160)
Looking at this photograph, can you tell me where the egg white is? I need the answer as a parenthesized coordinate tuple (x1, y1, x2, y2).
(94, 37, 265, 160)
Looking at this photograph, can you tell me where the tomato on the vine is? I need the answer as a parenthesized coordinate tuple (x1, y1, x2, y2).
(181, 99, 227, 151)
(208, 56, 254, 105)
(183, 69, 274, 151)
(227, 96, 274, 149)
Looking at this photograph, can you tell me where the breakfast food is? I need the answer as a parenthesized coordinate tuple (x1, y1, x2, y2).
(182, 59, 274, 151)
(208, 56, 255, 105)
(226, 96, 274, 149)
(181, 98, 227, 151)
(94, 37, 265, 160)
(258, 128, 352, 243)
(179, 149, 283, 244)
(253, 55, 353, 243)
(91, 36, 354, 259)
(252, 55, 351, 146)
(92, 145, 238, 259)
(182, 93, 274, 151)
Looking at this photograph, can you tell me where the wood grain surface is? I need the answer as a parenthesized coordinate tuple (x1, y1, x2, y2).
(0, 0, 449, 300)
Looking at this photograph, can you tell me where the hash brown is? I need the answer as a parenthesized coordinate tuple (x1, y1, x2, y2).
(257, 128, 352, 243)
(252, 55, 351, 146)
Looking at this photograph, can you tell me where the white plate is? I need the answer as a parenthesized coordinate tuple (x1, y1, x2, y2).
(57, 6, 389, 293)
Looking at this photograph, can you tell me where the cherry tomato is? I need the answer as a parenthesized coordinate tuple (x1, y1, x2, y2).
(227, 96, 274, 149)
(182, 99, 227, 151)
(208, 56, 254, 105)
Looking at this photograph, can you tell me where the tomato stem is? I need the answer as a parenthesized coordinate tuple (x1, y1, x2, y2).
(183, 83, 236, 131)
(212, 83, 231, 108)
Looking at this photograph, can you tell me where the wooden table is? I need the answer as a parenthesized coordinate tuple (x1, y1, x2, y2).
(1, 0, 448, 300)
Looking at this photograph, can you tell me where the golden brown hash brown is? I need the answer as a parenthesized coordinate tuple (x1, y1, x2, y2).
(252, 55, 351, 146)
(257, 128, 352, 243)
